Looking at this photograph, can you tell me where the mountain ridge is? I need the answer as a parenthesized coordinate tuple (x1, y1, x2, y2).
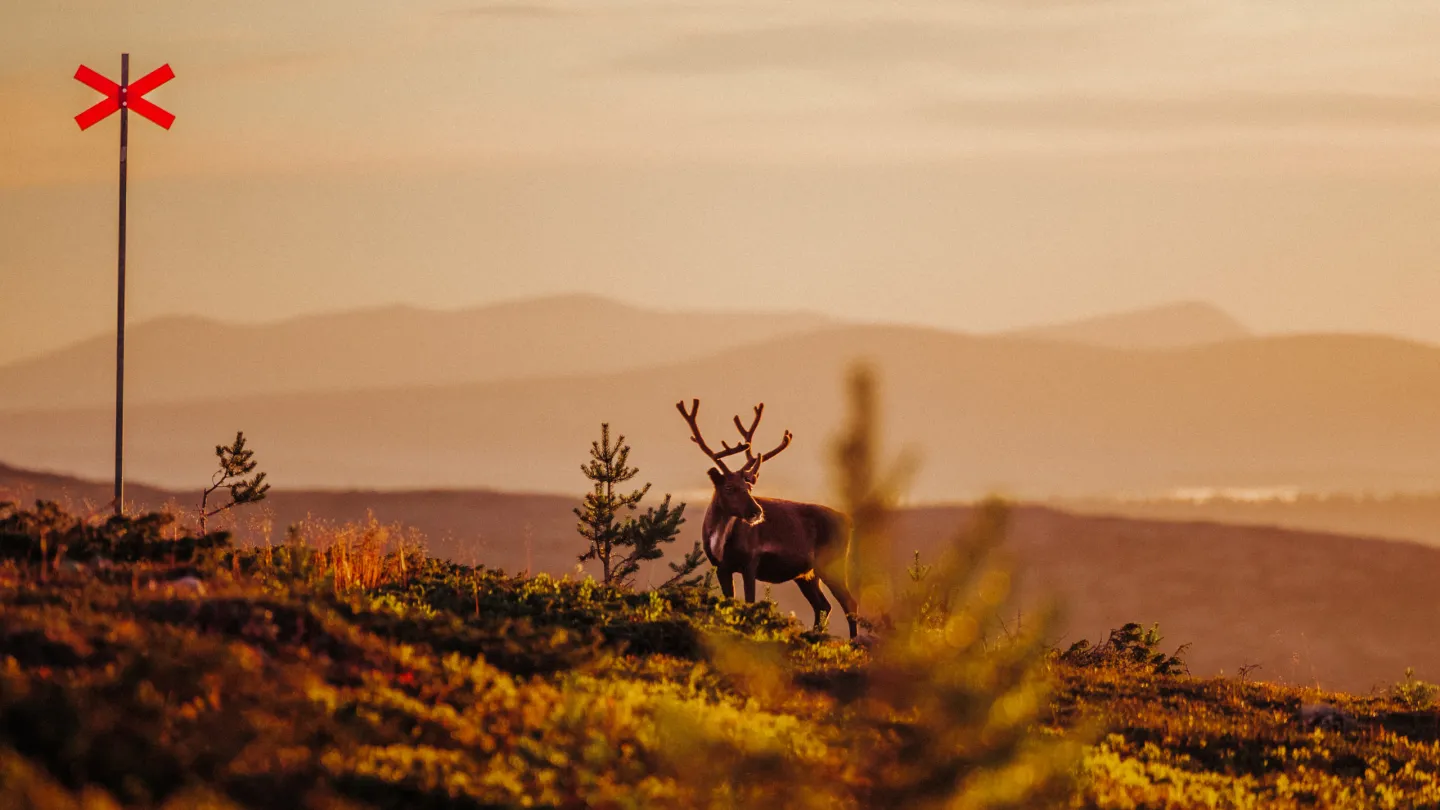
(1006, 299, 1251, 350)
(0, 294, 838, 410)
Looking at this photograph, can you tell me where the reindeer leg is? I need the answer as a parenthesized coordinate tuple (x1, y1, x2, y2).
(742, 566, 758, 603)
(718, 568, 736, 600)
(819, 571, 860, 639)
(795, 573, 831, 632)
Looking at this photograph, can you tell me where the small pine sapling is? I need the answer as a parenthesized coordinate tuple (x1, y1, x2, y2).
(1059, 621, 1190, 676)
(1391, 667, 1440, 710)
(575, 423, 688, 587)
(904, 549, 950, 628)
(199, 431, 271, 534)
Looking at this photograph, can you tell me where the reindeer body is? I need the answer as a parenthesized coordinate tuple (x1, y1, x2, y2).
(703, 497, 843, 583)
(678, 398, 860, 638)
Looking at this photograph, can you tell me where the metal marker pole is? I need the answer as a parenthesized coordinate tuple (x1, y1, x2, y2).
(114, 53, 129, 515)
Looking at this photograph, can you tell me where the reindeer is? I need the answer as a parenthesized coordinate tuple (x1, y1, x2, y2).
(676, 399, 859, 638)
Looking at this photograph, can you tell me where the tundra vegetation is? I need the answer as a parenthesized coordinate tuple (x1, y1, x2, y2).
(4, 370, 1440, 808)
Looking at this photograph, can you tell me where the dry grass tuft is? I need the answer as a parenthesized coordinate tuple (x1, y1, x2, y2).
(286, 513, 426, 592)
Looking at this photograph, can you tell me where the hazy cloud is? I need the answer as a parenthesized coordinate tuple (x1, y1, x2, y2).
(611, 20, 1115, 76)
(922, 91, 1440, 133)
(438, 2, 569, 19)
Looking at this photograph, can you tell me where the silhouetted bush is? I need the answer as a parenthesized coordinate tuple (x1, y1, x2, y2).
(1060, 622, 1190, 676)
(0, 500, 230, 565)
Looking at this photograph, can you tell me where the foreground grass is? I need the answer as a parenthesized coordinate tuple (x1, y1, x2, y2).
(2, 509, 1440, 808)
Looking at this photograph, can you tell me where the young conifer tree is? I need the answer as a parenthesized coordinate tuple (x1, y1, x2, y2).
(575, 423, 691, 587)
(198, 431, 270, 534)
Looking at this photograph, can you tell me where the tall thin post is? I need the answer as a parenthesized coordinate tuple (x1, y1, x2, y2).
(114, 53, 129, 516)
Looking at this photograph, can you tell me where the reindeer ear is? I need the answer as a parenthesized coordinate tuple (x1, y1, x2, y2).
(707, 468, 725, 487)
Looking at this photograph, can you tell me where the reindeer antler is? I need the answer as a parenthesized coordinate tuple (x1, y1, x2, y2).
(676, 399, 750, 473)
(731, 402, 793, 475)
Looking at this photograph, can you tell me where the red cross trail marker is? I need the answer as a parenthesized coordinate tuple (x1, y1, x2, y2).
(75, 62, 175, 130)
(74, 54, 175, 515)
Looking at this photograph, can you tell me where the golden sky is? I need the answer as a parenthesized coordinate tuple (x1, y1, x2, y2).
(4, 0, 1440, 364)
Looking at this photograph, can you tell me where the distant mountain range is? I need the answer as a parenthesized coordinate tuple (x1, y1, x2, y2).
(4, 459, 1438, 694)
(2, 305, 1439, 499)
(0, 294, 840, 410)
(0, 297, 1246, 410)
(1004, 300, 1251, 350)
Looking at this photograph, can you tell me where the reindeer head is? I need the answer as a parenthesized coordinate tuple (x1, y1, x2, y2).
(676, 399, 793, 527)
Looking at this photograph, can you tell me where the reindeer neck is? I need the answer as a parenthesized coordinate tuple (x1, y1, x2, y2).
(703, 501, 745, 533)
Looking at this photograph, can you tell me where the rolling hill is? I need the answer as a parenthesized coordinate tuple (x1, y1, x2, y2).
(0, 294, 835, 410)
(4, 325, 1440, 500)
(1006, 300, 1251, 350)
(2, 460, 1436, 694)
